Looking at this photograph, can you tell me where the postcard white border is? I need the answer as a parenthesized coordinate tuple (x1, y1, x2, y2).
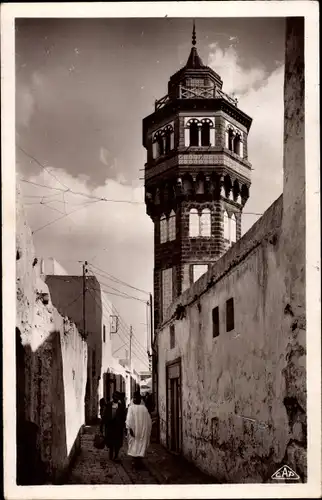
(1, 2, 320, 499)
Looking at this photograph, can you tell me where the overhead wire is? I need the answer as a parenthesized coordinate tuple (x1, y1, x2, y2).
(87, 269, 148, 304)
(20, 178, 263, 215)
(20, 177, 144, 205)
(86, 284, 149, 365)
(88, 262, 150, 296)
(17, 144, 71, 190)
(32, 199, 101, 234)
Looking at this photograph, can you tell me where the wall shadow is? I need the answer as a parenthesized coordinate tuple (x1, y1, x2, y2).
(16, 328, 70, 484)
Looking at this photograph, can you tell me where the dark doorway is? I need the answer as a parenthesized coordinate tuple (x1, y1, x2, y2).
(166, 359, 182, 453)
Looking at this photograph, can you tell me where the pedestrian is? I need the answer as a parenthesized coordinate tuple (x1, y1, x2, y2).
(99, 398, 106, 434)
(144, 392, 154, 415)
(102, 392, 126, 462)
(126, 391, 152, 470)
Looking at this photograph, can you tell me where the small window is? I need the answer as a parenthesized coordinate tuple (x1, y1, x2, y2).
(103, 325, 106, 343)
(212, 307, 219, 338)
(170, 324, 175, 349)
(226, 298, 234, 332)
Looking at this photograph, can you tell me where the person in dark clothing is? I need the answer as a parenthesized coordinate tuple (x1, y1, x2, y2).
(99, 398, 106, 434)
(102, 392, 126, 461)
(144, 393, 154, 415)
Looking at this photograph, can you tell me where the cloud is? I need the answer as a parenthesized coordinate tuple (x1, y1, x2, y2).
(208, 42, 267, 96)
(18, 167, 153, 372)
(208, 43, 284, 233)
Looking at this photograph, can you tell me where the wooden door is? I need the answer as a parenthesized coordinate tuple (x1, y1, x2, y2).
(166, 360, 182, 453)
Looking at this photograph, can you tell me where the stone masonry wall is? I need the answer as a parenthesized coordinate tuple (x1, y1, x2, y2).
(156, 18, 306, 483)
(16, 182, 87, 484)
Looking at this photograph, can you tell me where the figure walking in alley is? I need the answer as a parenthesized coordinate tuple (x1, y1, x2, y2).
(126, 391, 152, 470)
(102, 392, 126, 462)
(99, 398, 106, 434)
(144, 392, 154, 415)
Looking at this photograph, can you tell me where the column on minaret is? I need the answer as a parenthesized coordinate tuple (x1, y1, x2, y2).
(213, 200, 225, 258)
(152, 141, 157, 159)
(170, 130, 175, 150)
(225, 127, 229, 148)
(239, 133, 244, 158)
(198, 125, 202, 147)
(236, 212, 242, 240)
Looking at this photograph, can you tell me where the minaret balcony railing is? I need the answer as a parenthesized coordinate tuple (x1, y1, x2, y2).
(155, 85, 238, 111)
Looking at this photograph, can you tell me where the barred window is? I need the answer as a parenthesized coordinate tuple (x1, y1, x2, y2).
(186, 78, 205, 87)
(168, 210, 176, 241)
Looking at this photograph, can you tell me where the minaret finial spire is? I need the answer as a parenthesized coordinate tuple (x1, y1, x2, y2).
(192, 20, 196, 46)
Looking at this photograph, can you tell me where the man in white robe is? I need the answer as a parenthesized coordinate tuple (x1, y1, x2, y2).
(126, 391, 152, 468)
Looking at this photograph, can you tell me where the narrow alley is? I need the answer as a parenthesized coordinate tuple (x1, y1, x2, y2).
(66, 425, 213, 485)
(9, 12, 314, 496)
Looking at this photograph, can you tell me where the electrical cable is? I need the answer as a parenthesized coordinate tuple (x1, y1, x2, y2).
(86, 286, 149, 367)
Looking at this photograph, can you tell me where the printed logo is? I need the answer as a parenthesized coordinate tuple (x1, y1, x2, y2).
(271, 465, 300, 480)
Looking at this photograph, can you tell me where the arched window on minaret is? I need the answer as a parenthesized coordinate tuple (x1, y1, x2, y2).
(189, 121, 199, 146)
(201, 121, 210, 146)
(160, 214, 167, 243)
(164, 125, 174, 154)
(200, 208, 211, 236)
(233, 133, 241, 156)
(228, 128, 234, 151)
(168, 210, 176, 241)
(189, 208, 199, 237)
(156, 132, 164, 157)
(230, 214, 237, 244)
(224, 210, 230, 241)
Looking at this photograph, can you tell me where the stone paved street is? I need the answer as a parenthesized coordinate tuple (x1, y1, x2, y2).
(66, 425, 214, 484)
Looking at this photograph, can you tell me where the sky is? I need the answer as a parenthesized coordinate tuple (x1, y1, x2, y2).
(16, 17, 286, 372)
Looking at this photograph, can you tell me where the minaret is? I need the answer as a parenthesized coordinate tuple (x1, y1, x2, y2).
(143, 24, 253, 329)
